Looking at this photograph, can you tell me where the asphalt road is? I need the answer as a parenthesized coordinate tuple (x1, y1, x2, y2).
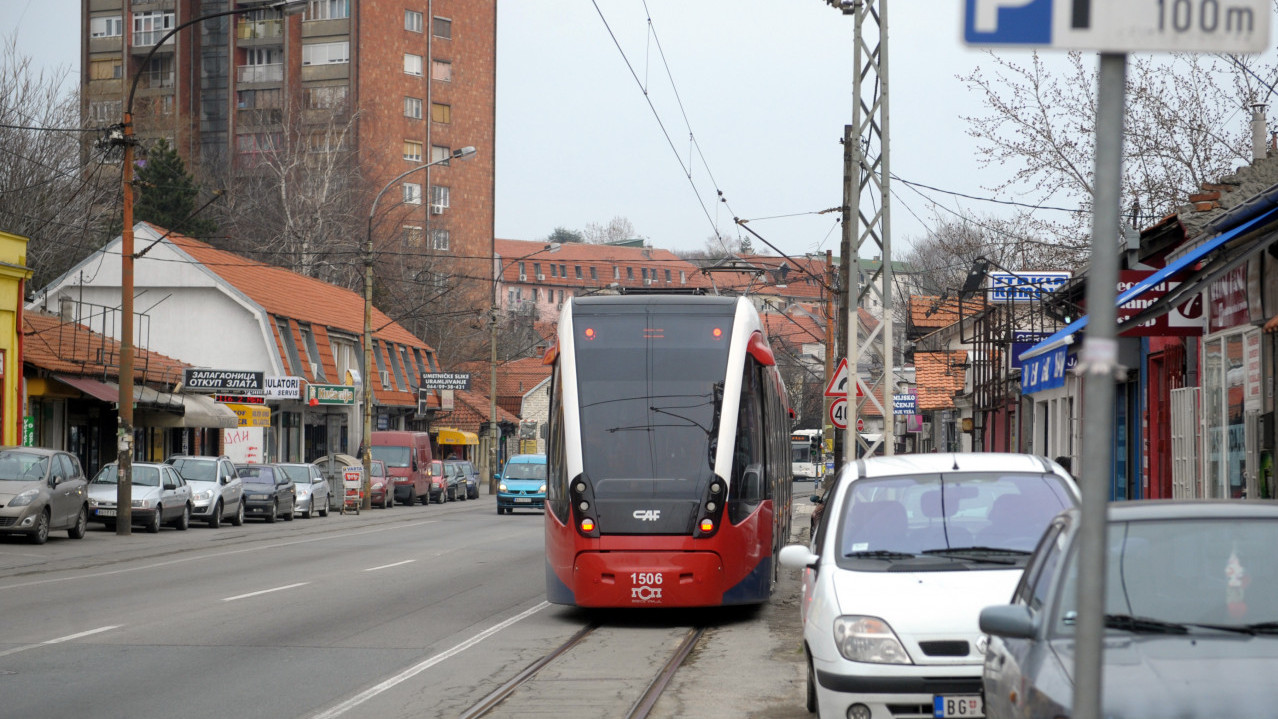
(0, 483, 821, 719)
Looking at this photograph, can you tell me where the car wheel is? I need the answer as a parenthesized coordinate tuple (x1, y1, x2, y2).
(29, 508, 49, 544)
(805, 652, 816, 713)
(319, 497, 329, 517)
(402, 489, 415, 506)
(266, 501, 278, 523)
(146, 506, 162, 534)
(302, 500, 312, 520)
(174, 504, 191, 531)
(68, 505, 88, 539)
(208, 499, 222, 528)
(231, 499, 245, 526)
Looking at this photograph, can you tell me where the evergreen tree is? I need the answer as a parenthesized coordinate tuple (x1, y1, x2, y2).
(133, 138, 217, 238)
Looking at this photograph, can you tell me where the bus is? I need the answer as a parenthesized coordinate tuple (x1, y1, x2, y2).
(543, 293, 793, 607)
(790, 429, 823, 480)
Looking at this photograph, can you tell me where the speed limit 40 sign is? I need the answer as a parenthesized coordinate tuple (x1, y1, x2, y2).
(829, 398, 847, 429)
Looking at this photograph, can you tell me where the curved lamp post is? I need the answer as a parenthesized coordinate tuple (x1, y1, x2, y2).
(363, 146, 476, 507)
(114, 0, 306, 534)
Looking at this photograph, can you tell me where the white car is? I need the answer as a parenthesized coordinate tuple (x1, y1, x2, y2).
(779, 453, 1079, 719)
(88, 462, 193, 533)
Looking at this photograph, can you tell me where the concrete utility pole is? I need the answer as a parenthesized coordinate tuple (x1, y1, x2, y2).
(828, 0, 894, 462)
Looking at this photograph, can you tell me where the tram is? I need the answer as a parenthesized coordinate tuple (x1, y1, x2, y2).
(790, 428, 823, 480)
(543, 293, 793, 607)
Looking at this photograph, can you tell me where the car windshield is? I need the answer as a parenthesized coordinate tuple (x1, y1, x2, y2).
(169, 458, 215, 482)
(1056, 516, 1278, 632)
(504, 461, 546, 481)
(371, 446, 410, 468)
(836, 472, 1075, 559)
(238, 466, 275, 483)
(371, 462, 385, 477)
(0, 451, 48, 482)
(93, 464, 160, 487)
(278, 465, 312, 483)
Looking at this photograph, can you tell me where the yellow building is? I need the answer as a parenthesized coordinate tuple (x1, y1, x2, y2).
(0, 231, 32, 446)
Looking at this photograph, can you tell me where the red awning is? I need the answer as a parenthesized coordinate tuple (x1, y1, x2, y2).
(53, 375, 119, 402)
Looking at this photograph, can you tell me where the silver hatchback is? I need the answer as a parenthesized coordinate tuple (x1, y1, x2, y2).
(0, 447, 89, 544)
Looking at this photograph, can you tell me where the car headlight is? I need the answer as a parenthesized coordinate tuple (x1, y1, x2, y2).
(193, 489, 213, 502)
(8, 488, 39, 507)
(498, 483, 507, 492)
(132, 498, 153, 509)
(538, 483, 547, 494)
(88, 497, 101, 508)
(372, 481, 384, 490)
(832, 616, 912, 664)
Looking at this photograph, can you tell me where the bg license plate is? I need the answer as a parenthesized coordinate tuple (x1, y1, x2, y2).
(934, 695, 982, 718)
(96, 509, 117, 517)
(515, 498, 531, 503)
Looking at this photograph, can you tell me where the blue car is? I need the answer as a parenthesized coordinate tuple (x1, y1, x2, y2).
(496, 454, 546, 515)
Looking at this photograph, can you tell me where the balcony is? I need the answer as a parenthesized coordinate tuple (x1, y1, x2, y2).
(237, 18, 283, 45)
(237, 63, 284, 84)
(130, 31, 175, 52)
(237, 108, 283, 127)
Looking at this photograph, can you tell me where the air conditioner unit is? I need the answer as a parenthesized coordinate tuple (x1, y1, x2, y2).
(430, 204, 445, 215)
(536, 273, 545, 281)
(380, 370, 390, 387)
(643, 278, 652, 286)
(518, 273, 527, 281)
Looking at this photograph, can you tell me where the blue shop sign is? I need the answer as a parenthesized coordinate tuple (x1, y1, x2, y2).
(1021, 346, 1068, 394)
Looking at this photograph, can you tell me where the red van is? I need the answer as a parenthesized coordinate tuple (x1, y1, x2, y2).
(370, 431, 433, 506)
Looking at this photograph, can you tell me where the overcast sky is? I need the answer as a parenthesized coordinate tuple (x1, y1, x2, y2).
(2, 0, 1053, 260)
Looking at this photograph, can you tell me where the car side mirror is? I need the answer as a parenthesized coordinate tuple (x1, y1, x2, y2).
(778, 544, 819, 570)
(810, 494, 823, 504)
(979, 605, 1036, 639)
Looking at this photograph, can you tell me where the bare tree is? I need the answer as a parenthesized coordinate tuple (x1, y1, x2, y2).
(960, 49, 1267, 247)
(0, 35, 118, 288)
(583, 215, 640, 244)
(903, 212, 1063, 296)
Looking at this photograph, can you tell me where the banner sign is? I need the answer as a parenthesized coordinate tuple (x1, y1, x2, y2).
(893, 393, 917, 415)
(226, 403, 271, 427)
(264, 375, 303, 399)
(1011, 331, 1047, 369)
(421, 372, 471, 391)
(1021, 346, 1068, 395)
(183, 369, 263, 393)
(988, 271, 1070, 302)
(306, 383, 356, 406)
(1116, 270, 1204, 337)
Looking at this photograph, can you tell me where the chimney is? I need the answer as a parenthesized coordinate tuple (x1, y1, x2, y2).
(1251, 103, 1268, 161)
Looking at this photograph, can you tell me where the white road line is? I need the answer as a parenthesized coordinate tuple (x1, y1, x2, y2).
(310, 601, 552, 719)
(365, 560, 415, 572)
(0, 520, 438, 591)
(222, 582, 309, 602)
(0, 625, 121, 658)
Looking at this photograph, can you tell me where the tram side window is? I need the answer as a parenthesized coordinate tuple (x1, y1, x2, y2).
(546, 366, 570, 524)
(730, 359, 765, 523)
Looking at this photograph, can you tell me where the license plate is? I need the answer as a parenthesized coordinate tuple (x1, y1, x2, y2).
(96, 509, 117, 517)
(934, 695, 982, 718)
(515, 498, 531, 503)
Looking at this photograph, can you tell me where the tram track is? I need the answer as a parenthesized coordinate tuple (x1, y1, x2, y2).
(457, 622, 706, 719)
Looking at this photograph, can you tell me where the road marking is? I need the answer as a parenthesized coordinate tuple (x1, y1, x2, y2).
(0, 520, 439, 591)
(0, 625, 121, 658)
(310, 601, 551, 719)
(365, 560, 415, 572)
(222, 582, 309, 602)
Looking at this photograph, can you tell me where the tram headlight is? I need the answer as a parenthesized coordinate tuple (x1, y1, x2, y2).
(699, 518, 714, 532)
(706, 502, 716, 512)
(574, 482, 586, 493)
(710, 483, 722, 494)
(580, 518, 595, 532)
(578, 501, 589, 513)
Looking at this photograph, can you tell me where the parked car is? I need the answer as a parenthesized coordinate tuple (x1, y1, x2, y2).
(451, 459, 480, 500)
(496, 453, 547, 514)
(369, 459, 392, 508)
(370, 431, 433, 506)
(165, 454, 244, 528)
(442, 460, 463, 502)
(0, 447, 89, 544)
(276, 463, 329, 519)
(980, 501, 1278, 719)
(778, 453, 1078, 719)
(235, 463, 295, 522)
(88, 462, 193, 533)
(425, 459, 448, 504)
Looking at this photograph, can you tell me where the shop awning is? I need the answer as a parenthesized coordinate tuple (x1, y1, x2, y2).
(1018, 204, 1278, 365)
(436, 427, 479, 445)
(53, 375, 119, 402)
(53, 375, 238, 428)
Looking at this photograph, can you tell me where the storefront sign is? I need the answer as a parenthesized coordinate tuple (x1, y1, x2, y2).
(893, 393, 917, 414)
(226, 403, 271, 428)
(183, 369, 264, 393)
(988, 271, 1070, 302)
(216, 394, 265, 405)
(1209, 265, 1250, 332)
(264, 375, 303, 399)
(1116, 270, 1203, 336)
(306, 383, 356, 406)
(1021, 346, 1068, 394)
(1011, 331, 1046, 369)
(420, 372, 471, 391)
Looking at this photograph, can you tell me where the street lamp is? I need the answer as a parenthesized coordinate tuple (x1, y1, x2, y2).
(113, 0, 306, 535)
(364, 146, 477, 507)
(488, 243, 559, 493)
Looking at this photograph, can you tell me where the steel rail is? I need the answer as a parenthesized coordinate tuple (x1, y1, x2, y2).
(624, 626, 706, 719)
(456, 623, 597, 719)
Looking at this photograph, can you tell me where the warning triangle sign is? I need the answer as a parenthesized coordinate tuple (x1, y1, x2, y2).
(824, 358, 862, 398)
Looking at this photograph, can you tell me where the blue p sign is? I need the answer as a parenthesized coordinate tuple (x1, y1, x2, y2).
(964, 0, 1053, 45)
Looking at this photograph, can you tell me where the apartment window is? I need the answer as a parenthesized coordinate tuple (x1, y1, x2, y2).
(388, 344, 408, 391)
(88, 100, 122, 124)
(430, 102, 450, 124)
(404, 54, 423, 76)
(132, 11, 175, 46)
(404, 96, 422, 119)
(140, 56, 174, 89)
(665, 269, 672, 283)
(431, 145, 450, 163)
(275, 317, 304, 375)
(627, 267, 634, 280)
(433, 16, 452, 39)
(299, 323, 326, 381)
(403, 225, 423, 247)
(302, 41, 349, 65)
(412, 348, 428, 383)
(306, 129, 347, 153)
(89, 58, 123, 80)
(329, 335, 358, 382)
(560, 264, 567, 278)
(305, 0, 350, 20)
(430, 185, 449, 208)
(400, 347, 418, 390)
(244, 47, 282, 65)
(533, 263, 541, 278)
(403, 182, 422, 205)
(305, 85, 347, 110)
(236, 132, 281, 154)
(590, 266, 597, 281)
(405, 9, 423, 32)
(574, 265, 582, 279)
(613, 266, 620, 279)
(431, 229, 450, 251)
(431, 60, 452, 82)
(641, 268, 648, 281)
(90, 15, 123, 38)
(238, 88, 282, 109)
(680, 270, 686, 284)
(550, 264, 558, 278)
(508, 289, 516, 304)
(403, 140, 423, 162)
(372, 340, 390, 389)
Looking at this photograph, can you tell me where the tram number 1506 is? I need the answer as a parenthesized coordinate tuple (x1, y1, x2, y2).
(630, 573, 663, 585)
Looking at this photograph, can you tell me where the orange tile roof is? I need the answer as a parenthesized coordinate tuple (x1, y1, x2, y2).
(494, 238, 710, 291)
(705, 254, 830, 300)
(430, 388, 519, 433)
(761, 309, 826, 349)
(914, 350, 968, 411)
(909, 296, 985, 330)
(23, 310, 188, 385)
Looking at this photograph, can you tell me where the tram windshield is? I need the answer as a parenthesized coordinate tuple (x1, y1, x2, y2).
(574, 306, 734, 500)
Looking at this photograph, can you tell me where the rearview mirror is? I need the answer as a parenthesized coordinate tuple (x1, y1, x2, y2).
(778, 544, 819, 570)
(810, 494, 823, 504)
(979, 605, 1036, 639)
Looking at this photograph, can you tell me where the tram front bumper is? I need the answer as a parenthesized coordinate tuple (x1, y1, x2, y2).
(571, 551, 725, 607)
